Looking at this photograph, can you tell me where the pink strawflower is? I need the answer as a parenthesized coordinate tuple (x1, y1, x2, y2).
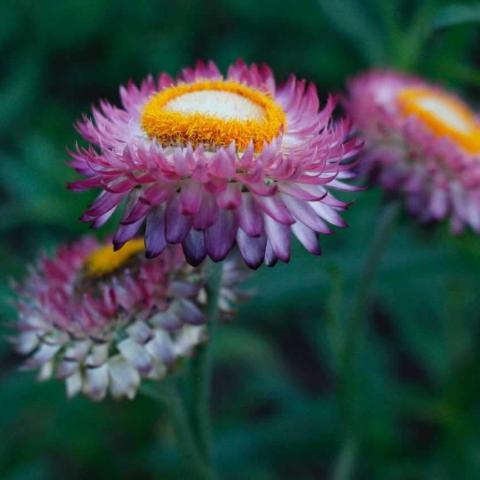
(13, 238, 217, 400)
(69, 60, 360, 268)
(347, 70, 480, 232)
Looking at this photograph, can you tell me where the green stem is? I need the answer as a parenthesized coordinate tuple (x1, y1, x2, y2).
(141, 381, 217, 480)
(190, 261, 224, 462)
(332, 201, 401, 480)
(345, 201, 401, 359)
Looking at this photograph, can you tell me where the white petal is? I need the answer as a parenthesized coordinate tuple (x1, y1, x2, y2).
(145, 330, 175, 364)
(172, 299, 204, 325)
(66, 370, 83, 398)
(173, 326, 206, 357)
(28, 343, 60, 367)
(38, 360, 54, 381)
(126, 321, 152, 344)
(197, 288, 207, 305)
(85, 343, 109, 367)
(108, 355, 140, 400)
(56, 359, 79, 379)
(43, 330, 69, 345)
(117, 338, 153, 374)
(16, 331, 40, 354)
(149, 310, 182, 330)
(84, 364, 109, 401)
(25, 314, 47, 329)
(64, 340, 91, 361)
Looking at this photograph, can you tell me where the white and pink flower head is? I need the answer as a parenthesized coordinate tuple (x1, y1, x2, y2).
(13, 237, 215, 400)
(69, 60, 361, 268)
(347, 69, 480, 232)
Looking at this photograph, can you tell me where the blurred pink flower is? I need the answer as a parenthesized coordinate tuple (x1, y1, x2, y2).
(347, 70, 480, 232)
(13, 237, 213, 401)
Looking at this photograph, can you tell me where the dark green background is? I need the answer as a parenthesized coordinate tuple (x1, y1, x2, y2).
(1, 0, 480, 478)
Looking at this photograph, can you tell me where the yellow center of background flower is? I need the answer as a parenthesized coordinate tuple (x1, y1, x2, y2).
(84, 238, 144, 277)
(397, 87, 480, 153)
(140, 80, 286, 152)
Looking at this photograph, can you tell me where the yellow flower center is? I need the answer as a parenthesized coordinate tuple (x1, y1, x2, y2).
(84, 238, 144, 277)
(397, 87, 480, 153)
(140, 80, 286, 153)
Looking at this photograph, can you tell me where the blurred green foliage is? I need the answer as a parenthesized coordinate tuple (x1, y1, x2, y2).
(1, 0, 480, 478)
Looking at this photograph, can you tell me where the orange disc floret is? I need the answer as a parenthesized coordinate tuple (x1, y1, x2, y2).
(140, 80, 287, 152)
(397, 87, 480, 154)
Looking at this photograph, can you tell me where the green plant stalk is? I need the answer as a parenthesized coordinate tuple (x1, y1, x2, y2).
(141, 381, 217, 480)
(333, 201, 401, 480)
(190, 261, 224, 462)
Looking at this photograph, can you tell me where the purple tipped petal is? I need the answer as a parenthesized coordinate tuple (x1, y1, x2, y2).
(217, 183, 242, 209)
(210, 148, 236, 178)
(264, 215, 291, 262)
(282, 194, 332, 233)
(174, 299, 205, 325)
(237, 193, 264, 237)
(264, 241, 278, 266)
(254, 195, 295, 225)
(180, 182, 203, 215)
(90, 209, 116, 228)
(165, 197, 193, 243)
(145, 209, 167, 258)
(205, 210, 237, 261)
(121, 201, 152, 225)
(278, 182, 326, 201)
(291, 222, 321, 255)
(87, 191, 124, 217)
(193, 193, 219, 230)
(309, 201, 347, 227)
(236, 229, 266, 269)
(182, 229, 207, 266)
(113, 218, 144, 250)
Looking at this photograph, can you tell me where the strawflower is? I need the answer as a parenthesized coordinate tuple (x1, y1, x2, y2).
(347, 70, 480, 232)
(69, 60, 360, 268)
(12, 237, 240, 400)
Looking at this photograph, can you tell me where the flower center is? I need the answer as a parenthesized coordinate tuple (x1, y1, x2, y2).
(397, 87, 480, 153)
(140, 80, 286, 152)
(84, 238, 144, 277)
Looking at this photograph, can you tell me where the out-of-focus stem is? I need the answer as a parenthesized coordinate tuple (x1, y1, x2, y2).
(332, 201, 401, 480)
(190, 261, 223, 463)
(141, 380, 217, 480)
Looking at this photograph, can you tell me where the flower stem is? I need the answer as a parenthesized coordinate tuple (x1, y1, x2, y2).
(190, 261, 224, 462)
(141, 381, 217, 480)
(332, 201, 401, 480)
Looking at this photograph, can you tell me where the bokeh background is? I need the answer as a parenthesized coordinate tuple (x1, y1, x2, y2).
(2, 0, 480, 478)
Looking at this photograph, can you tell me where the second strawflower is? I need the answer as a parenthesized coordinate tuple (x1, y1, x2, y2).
(13, 237, 245, 401)
(347, 70, 480, 233)
(69, 60, 361, 268)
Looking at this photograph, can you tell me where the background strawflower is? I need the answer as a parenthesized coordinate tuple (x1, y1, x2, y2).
(13, 237, 216, 401)
(69, 60, 361, 268)
(347, 69, 480, 232)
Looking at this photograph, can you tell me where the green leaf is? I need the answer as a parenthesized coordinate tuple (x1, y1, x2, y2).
(431, 4, 480, 30)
